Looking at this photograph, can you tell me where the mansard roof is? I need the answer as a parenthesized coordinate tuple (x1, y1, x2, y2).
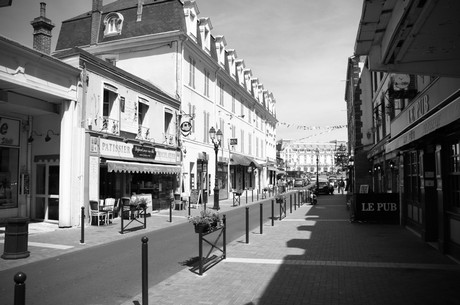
(56, 0, 185, 51)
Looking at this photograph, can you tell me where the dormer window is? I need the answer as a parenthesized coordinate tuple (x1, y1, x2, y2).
(103, 12, 124, 37)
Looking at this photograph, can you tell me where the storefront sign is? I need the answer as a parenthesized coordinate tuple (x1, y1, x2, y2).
(230, 138, 238, 145)
(354, 193, 399, 223)
(408, 95, 429, 124)
(386, 96, 460, 153)
(100, 139, 132, 158)
(99, 138, 179, 163)
(132, 145, 156, 159)
(391, 78, 460, 138)
(89, 156, 99, 201)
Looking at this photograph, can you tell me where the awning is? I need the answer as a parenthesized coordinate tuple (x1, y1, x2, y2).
(230, 154, 261, 168)
(267, 166, 278, 172)
(107, 160, 181, 174)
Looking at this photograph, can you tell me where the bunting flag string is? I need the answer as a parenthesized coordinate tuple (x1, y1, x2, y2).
(276, 122, 347, 131)
(296, 128, 335, 141)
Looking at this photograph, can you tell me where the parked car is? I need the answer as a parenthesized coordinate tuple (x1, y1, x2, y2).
(313, 179, 334, 195)
(294, 178, 307, 187)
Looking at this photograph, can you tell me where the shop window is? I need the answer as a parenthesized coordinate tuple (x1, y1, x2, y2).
(0, 147, 19, 209)
(404, 151, 421, 224)
(448, 142, 460, 213)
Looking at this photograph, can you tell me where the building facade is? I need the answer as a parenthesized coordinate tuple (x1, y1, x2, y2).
(55, 48, 182, 221)
(0, 34, 80, 226)
(350, 0, 460, 261)
(279, 140, 347, 175)
(55, 0, 278, 205)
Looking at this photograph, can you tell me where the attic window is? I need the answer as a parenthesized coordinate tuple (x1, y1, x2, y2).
(103, 12, 124, 37)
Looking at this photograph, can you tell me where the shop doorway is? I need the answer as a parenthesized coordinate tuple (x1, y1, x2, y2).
(34, 163, 59, 222)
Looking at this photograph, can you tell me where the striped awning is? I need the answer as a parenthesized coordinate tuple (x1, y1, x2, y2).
(107, 160, 180, 174)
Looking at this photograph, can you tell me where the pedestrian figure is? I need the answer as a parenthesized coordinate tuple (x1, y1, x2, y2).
(338, 178, 345, 194)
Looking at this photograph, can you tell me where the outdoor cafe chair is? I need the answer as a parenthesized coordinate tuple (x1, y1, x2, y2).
(104, 198, 116, 223)
(89, 200, 108, 226)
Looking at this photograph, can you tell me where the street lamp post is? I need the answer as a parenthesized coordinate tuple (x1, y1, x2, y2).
(209, 126, 223, 210)
(315, 148, 320, 194)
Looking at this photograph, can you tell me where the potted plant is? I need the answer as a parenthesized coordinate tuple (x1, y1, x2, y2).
(133, 197, 148, 210)
(188, 209, 221, 233)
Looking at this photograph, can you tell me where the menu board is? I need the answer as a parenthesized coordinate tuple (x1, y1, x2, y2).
(190, 189, 200, 205)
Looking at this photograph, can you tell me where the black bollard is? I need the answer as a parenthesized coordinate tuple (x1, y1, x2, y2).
(260, 203, 263, 235)
(141, 237, 148, 305)
(245, 207, 249, 244)
(80, 206, 85, 244)
(188, 198, 191, 216)
(290, 200, 292, 213)
(223, 215, 227, 259)
(14, 272, 26, 305)
(169, 202, 172, 223)
(271, 199, 275, 226)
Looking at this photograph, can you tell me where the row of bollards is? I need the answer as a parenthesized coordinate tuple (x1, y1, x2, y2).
(243, 190, 309, 244)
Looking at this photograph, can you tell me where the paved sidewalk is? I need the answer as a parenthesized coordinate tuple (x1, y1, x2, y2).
(122, 194, 460, 305)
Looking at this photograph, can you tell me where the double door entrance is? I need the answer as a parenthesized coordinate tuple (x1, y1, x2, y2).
(34, 163, 59, 221)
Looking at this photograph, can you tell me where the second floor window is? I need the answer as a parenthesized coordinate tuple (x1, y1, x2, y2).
(138, 98, 149, 126)
(231, 91, 236, 113)
(103, 85, 117, 118)
(189, 57, 196, 88)
(204, 69, 210, 97)
(219, 81, 224, 106)
(164, 108, 173, 135)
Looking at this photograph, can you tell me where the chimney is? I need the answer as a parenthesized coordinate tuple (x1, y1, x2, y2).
(91, 0, 103, 45)
(30, 2, 55, 54)
(137, 0, 144, 22)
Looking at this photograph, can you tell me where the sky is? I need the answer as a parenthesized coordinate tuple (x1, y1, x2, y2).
(0, 0, 363, 143)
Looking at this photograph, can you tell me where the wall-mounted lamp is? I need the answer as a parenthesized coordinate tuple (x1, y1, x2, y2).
(28, 131, 42, 143)
(45, 129, 60, 142)
(389, 161, 395, 169)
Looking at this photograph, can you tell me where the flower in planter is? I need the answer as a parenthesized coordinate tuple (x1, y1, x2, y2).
(133, 197, 148, 209)
(188, 209, 221, 232)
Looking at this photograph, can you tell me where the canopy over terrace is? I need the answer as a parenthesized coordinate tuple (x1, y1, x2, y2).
(230, 154, 262, 168)
(106, 160, 181, 174)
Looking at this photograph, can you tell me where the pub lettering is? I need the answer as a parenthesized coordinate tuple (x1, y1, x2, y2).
(361, 202, 397, 212)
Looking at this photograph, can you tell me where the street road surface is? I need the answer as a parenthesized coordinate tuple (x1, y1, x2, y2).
(0, 200, 285, 304)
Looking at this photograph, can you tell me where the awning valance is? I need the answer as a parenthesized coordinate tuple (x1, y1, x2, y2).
(267, 166, 278, 171)
(107, 160, 181, 174)
(230, 154, 262, 168)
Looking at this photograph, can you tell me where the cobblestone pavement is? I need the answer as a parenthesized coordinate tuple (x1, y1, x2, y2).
(2, 191, 460, 304)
